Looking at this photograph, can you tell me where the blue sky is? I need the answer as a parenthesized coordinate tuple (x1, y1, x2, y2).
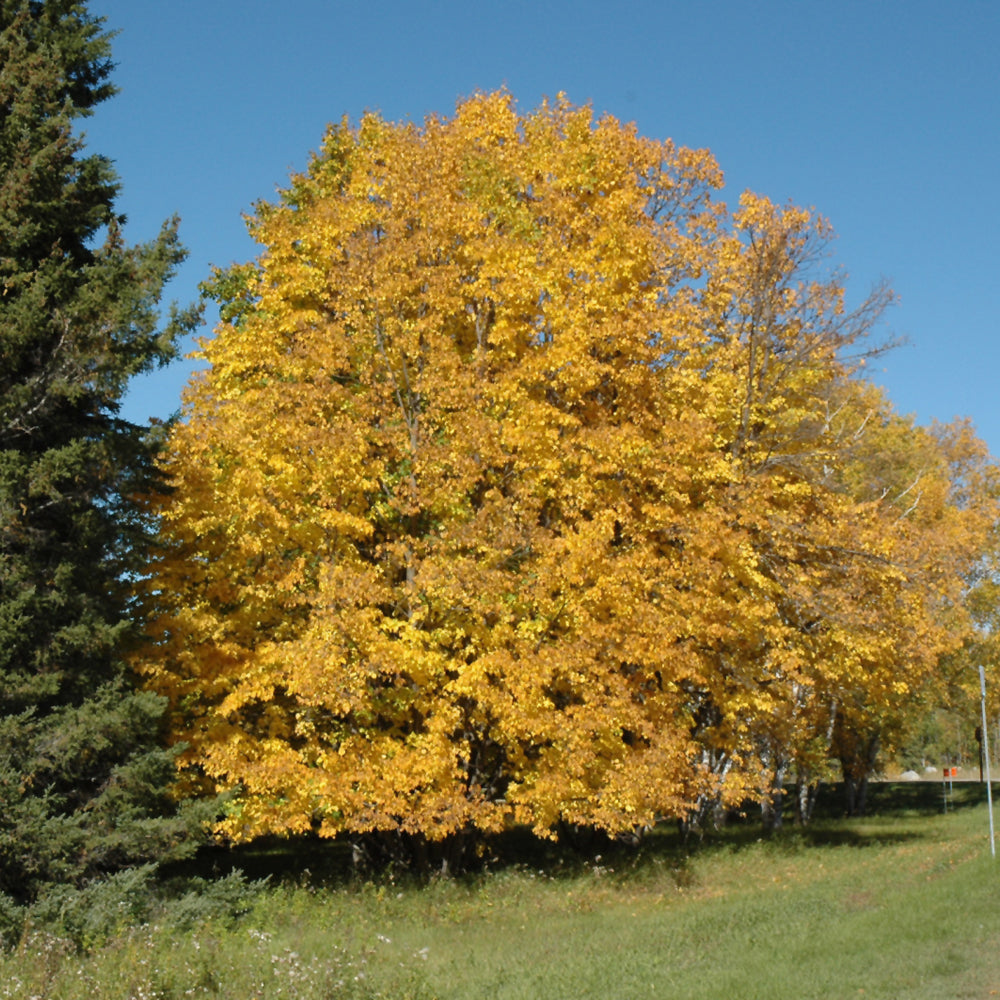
(89, 1, 1000, 455)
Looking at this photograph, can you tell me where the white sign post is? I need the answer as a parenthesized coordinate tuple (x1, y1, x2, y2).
(979, 665, 995, 859)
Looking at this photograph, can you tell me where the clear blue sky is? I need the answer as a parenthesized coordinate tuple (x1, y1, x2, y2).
(90, 1, 1000, 455)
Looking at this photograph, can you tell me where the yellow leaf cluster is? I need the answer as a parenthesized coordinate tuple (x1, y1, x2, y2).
(136, 92, 1000, 845)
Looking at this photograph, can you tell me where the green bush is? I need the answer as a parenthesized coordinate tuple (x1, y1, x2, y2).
(2, 867, 265, 955)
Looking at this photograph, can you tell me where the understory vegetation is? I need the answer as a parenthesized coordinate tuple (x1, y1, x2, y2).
(2, 783, 999, 1000)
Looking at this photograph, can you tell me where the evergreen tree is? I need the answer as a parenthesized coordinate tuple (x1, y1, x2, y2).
(0, 0, 206, 902)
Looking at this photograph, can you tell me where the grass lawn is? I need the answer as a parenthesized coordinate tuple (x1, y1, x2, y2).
(3, 782, 999, 999)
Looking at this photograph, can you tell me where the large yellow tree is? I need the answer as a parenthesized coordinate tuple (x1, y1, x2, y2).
(139, 92, 997, 859)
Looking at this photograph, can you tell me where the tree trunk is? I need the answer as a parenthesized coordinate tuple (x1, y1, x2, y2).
(761, 757, 787, 832)
(839, 731, 880, 816)
(795, 777, 820, 826)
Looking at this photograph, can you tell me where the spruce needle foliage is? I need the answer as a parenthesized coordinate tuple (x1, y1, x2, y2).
(0, 0, 208, 901)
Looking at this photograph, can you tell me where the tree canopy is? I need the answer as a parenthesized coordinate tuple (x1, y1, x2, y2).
(140, 92, 999, 861)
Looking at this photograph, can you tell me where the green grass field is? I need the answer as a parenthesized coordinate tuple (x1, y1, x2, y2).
(3, 782, 999, 999)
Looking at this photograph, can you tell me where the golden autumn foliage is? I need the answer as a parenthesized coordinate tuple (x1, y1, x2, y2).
(137, 92, 999, 850)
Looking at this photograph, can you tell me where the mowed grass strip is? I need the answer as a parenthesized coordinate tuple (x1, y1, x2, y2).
(360, 794, 1000, 999)
(3, 784, 1000, 999)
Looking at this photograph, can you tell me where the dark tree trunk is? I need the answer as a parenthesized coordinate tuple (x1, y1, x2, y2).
(838, 731, 881, 817)
(761, 763, 786, 832)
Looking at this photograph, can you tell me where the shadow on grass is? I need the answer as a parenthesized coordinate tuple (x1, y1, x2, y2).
(815, 779, 990, 819)
(162, 780, 997, 892)
(867, 779, 954, 813)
